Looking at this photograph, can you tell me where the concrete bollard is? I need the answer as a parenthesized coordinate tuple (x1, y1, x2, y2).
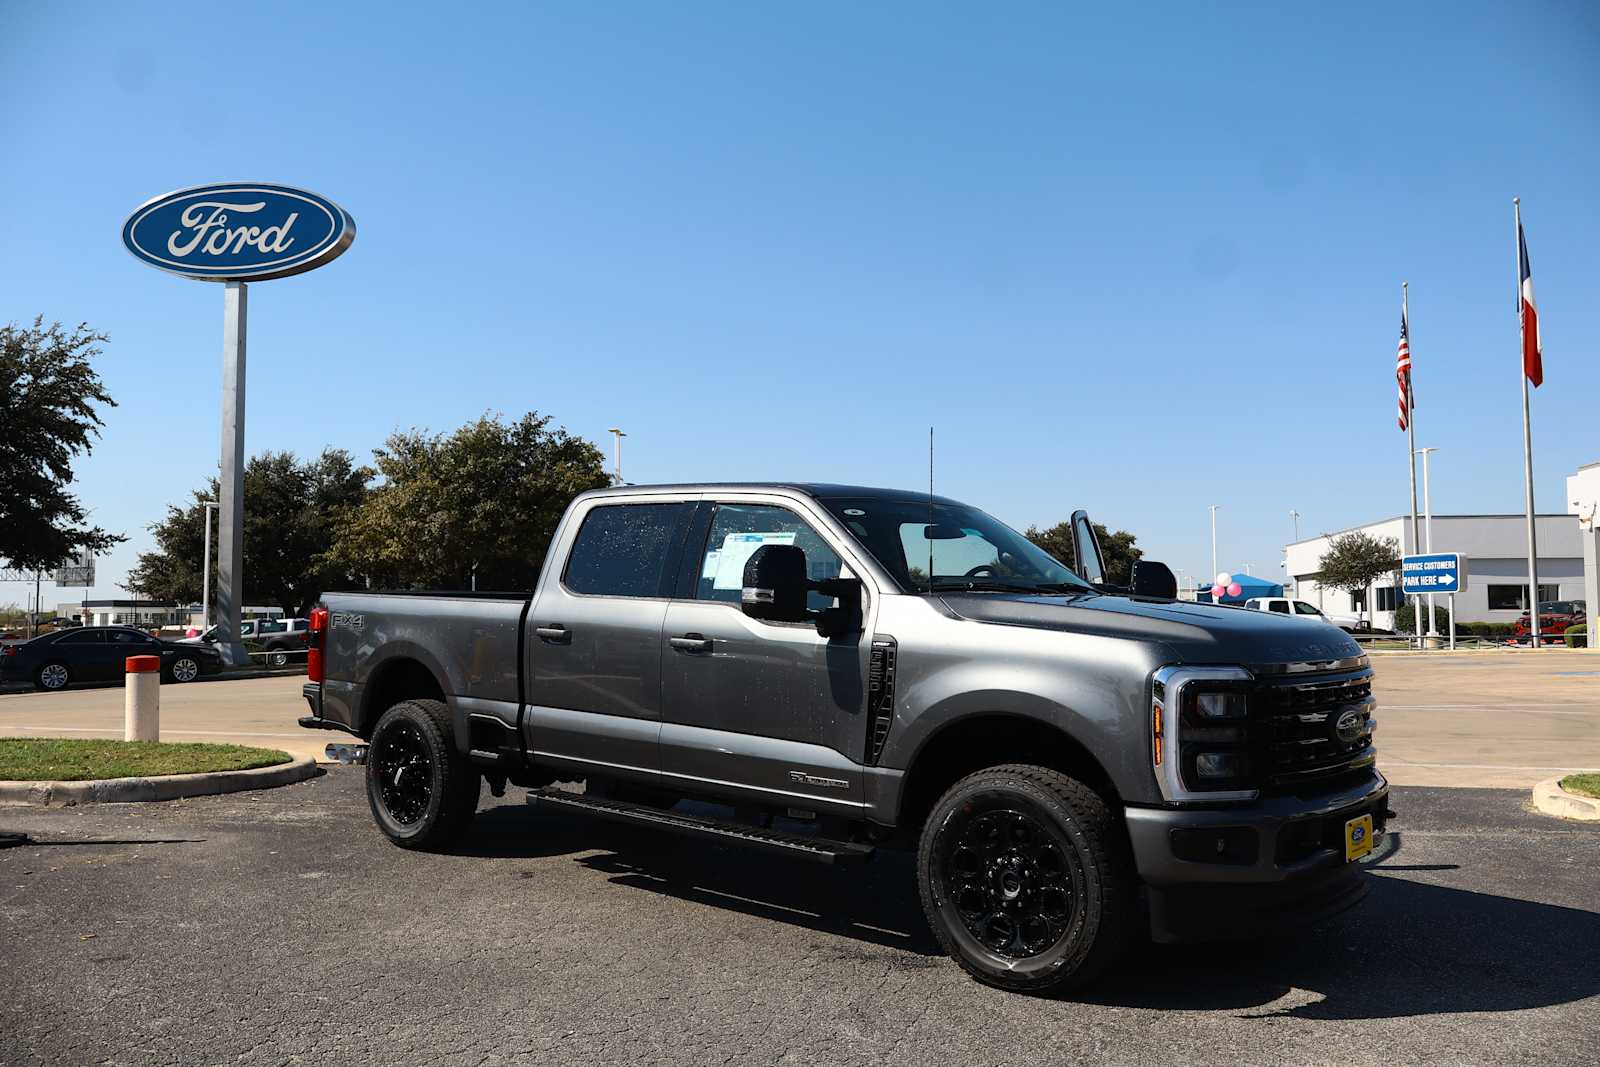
(125, 655, 161, 742)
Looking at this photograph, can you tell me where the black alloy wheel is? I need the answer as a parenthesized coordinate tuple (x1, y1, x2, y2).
(364, 699, 480, 849)
(917, 764, 1132, 994)
(938, 805, 1081, 959)
(372, 719, 433, 827)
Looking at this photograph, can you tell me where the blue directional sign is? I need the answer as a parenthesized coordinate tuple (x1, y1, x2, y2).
(1400, 552, 1467, 595)
(122, 182, 355, 282)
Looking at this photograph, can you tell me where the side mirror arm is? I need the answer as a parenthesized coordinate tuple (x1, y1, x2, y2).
(811, 577, 863, 638)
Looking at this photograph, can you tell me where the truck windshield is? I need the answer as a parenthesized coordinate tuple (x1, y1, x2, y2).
(820, 498, 1093, 596)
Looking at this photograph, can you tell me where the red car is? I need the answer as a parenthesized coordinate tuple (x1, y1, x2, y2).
(1512, 600, 1586, 644)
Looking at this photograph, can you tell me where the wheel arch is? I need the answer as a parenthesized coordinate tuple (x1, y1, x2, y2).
(358, 647, 449, 738)
(896, 712, 1121, 833)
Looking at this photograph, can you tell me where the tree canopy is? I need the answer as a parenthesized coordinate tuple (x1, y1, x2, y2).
(1024, 520, 1143, 586)
(1316, 532, 1399, 596)
(0, 319, 124, 570)
(127, 449, 370, 618)
(328, 413, 611, 590)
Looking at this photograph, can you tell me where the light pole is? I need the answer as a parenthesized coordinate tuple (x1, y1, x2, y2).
(607, 427, 627, 484)
(1415, 447, 1439, 639)
(1289, 508, 1301, 542)
(1208, 505, 1221, 580)
(201, 500, 219, 630)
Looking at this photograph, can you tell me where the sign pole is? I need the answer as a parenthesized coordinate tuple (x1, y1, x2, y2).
(216, 281, 249, 666)
(1448, 592, 1456, 650)
(1514, 199, 1541, 649)
(201, 501, 213, 628)
(1403, 282, 1421, 647)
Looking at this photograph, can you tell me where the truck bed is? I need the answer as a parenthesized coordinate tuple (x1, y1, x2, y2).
(316, 590, 529, 737)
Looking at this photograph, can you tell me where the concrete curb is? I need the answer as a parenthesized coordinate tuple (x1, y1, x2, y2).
(0, 756, 321, 807)
(1531, 776, 1600, 821)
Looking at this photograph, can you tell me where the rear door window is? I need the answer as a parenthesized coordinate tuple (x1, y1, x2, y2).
(1268, 600, 1291, 614)
(54, 628, 105, 645)
(564, 503, 686, 598)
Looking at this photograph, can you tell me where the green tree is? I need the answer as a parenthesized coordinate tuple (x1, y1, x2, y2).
(0, 319, 124, 570)
(1023, 520, 1143, 586)
(127, 449, 370, 618)
(329, 413, 611, 590)
(1316, 532, 1400, 626)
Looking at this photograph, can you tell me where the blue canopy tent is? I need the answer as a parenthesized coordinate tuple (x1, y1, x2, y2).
(1195, 573, 1284, 605)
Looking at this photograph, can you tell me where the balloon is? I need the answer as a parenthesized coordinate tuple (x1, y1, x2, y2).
(1216, 572, 1232, 586)
(1210, 584, 1226, 599)
(1227, 582, 1242, 597)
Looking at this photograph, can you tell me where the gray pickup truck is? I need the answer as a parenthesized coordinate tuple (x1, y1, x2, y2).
(300, 483, 1387, 994)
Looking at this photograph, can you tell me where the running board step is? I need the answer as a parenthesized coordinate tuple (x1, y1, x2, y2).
(525, 789, 876, 866)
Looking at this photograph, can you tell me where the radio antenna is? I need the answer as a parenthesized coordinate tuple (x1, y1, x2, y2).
(927, 426, 935, 591)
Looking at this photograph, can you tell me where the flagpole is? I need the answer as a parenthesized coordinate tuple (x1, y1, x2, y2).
(1515, 197, 1541, 648)
(1403, 281, 1421, 645)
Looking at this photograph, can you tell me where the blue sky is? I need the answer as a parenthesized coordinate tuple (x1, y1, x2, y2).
(2, 1, 1596, 605)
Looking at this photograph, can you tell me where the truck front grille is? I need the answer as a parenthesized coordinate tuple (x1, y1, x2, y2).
(1252, 669, 1376, 789)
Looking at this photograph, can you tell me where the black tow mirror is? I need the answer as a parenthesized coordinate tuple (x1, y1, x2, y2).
(1130, 560, 1178, 600)
(741, 544, 811, 624)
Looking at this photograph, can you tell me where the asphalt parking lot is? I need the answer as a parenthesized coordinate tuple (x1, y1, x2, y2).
(2, 773, 1597, 1067)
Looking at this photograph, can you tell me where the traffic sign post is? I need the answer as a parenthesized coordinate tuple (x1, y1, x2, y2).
(1400, 552, 1468, 595)
(1401, 554, 1467, 650)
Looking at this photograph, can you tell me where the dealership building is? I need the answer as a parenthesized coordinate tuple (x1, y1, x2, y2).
(1285, 513, 1584, 630)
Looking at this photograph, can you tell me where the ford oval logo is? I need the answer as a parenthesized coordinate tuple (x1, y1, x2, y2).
(122, 182, 355, 282)
(1334, 709, 1365, 744)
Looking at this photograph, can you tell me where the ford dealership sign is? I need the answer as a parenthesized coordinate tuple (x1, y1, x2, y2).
(122, 182, 355, 281)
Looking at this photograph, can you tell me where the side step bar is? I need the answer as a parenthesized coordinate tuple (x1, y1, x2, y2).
(525, 788, 876, 866)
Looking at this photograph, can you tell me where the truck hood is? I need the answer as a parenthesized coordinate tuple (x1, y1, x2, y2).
(938, 592, 1363, 668)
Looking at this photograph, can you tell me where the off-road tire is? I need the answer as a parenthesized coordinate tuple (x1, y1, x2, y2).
(916, 763, 1134, 995)
(365, 699, 480, 850)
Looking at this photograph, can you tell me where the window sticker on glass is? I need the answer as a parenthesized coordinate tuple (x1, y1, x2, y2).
(712, 530, 797, 589)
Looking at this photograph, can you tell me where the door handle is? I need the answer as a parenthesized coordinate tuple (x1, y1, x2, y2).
(534, 625, 572, 644)
(669, 633, 712, 653)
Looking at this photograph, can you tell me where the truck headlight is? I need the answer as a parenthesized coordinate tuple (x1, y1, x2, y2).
(1192, 690, 1248, 720)
(1151, 666, 1258, 802)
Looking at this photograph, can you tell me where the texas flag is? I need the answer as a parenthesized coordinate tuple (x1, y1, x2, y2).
(1518, 217, 1543, 387)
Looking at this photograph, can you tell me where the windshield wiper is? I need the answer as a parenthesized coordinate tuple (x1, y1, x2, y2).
(929, 579, 1091, 596)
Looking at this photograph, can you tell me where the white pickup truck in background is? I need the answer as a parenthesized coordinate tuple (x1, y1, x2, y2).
(1242, 596, 1361, 632)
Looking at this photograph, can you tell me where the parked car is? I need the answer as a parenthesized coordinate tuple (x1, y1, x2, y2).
(183, 618, 308, 665)
(1, 625, 223, 690)
(1512, 600, 1587, 645)
(1242, 596, 1362, 632)
(182, 619, 264, 644)
(253, 617, 311, 666)
(301, 482, 1386, 995)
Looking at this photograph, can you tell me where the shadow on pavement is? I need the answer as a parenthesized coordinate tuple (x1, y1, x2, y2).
(461, 808, 1599, 1018)
(464, 800, 937, 955)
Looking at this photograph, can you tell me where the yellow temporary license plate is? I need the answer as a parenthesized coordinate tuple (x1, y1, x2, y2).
(1344, 814, 1374, 862)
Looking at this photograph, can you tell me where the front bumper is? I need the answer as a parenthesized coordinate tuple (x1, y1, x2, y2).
(1124, 770, 1390, 942)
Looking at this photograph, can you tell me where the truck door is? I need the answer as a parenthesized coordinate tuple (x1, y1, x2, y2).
(525, 499, 691, 784)
(658, 499, 870, 814)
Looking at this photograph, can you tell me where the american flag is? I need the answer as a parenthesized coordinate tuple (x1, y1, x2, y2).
(1518, 217, 1543, 387)
(1396, 304, 1413, 430)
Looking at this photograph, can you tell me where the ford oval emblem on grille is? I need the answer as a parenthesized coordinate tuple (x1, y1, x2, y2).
(1334, 709, 1364, 744)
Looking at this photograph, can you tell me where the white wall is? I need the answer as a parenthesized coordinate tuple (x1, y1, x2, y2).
(1285, 514, 1582, 629)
